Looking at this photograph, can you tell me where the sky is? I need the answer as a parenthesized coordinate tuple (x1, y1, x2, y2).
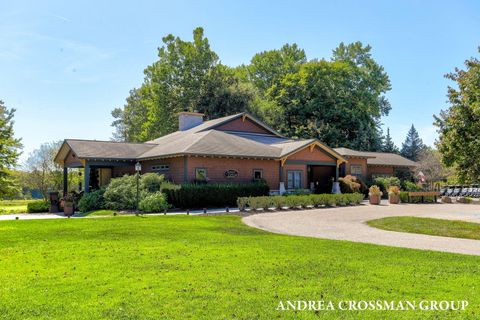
(1, 0, 479, 162)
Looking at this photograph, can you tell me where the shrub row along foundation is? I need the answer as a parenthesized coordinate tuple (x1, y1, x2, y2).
(237, 193, 364, 211)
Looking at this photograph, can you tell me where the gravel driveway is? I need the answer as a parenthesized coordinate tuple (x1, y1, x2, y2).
(243, 201, 480, 256)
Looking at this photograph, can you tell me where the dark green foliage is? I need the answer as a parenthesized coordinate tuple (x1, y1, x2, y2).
(0, 101, 22, 199)
(399, 191, 409, 203)
(139, 192, 170, 213)
(400, 125, 424, 161)
(140, 173, 164, 193)
(402, 181, 421, 191)
(383, 128, 399, 153)
(164, 182, 269, 209)
(78, 189, 105, 212)
(26, 200, 49, 213)
(434, 48, 480, 183)
(237, 193, 364, 211)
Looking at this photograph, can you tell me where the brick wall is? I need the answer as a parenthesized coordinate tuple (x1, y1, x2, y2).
(141, 157, 185, 184)
(287, 145, 336, 163)
(367, 165, 395, 179)
(346, 157, 367, 179)
(186, 156, 280, 190)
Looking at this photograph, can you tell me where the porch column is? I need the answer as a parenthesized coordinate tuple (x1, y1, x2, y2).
(84, 162, 90, 193)
(63, 167, 68, 196)
(279, 161, 286, 195)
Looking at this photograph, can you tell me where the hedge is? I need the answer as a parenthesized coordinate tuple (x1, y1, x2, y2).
(237, 193, 364, 211)
(399, 191, 436, 203)
(27, 201, 50, 213)
(163, 182, 269, 209)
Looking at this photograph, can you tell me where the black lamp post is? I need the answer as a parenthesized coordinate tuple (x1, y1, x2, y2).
(135, 161, 142, 212)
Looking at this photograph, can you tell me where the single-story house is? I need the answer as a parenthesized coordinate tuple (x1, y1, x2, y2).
(54, 112, 416, 194)
(334, 147, 418, 181)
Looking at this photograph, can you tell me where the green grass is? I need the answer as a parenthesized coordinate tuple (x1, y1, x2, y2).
(82, 209, 118, 216)
(0, 199, 36, 214)
(0, 216, 479, 319)
(367, 216, 480, 240)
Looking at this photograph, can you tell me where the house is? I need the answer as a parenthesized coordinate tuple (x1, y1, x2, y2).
(54, 112, 416, 194)
(334, 147, 418, 181)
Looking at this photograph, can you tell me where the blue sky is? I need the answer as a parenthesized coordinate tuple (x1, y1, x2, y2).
(1, 0, 479, 162)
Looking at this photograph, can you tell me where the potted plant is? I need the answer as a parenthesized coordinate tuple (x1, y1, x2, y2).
(388, 186, 400, 204)
(63, 193, 75, 216)
(368, 185, 382, 205)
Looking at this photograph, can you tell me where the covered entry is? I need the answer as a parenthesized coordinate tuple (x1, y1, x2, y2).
(308, 165, 337, 193)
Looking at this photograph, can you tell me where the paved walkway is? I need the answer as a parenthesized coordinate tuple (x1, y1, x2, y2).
(243, 200, 480, 256)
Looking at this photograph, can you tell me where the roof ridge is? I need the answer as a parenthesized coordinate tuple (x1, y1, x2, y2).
(65, 138, 157, 145)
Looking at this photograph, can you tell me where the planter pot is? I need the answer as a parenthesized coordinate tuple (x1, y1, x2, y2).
(388, 194, 400, 204)
(64, 204, 74, 216)
(369, 194, 381, 205)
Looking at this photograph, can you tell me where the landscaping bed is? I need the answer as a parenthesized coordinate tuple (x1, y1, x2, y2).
(367, 216, 480, 240)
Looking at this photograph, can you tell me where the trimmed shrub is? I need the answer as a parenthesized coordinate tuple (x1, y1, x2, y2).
(139, 192, 170, 213)
(78, 188, 105, 212)
(104, 175, 139, 210)
(164, 182, 269, 209)
(399, 191, 409, 203)
(402, 181, 422, 191)
(237, 193, 364, 211)
(27, 201, 49, 213)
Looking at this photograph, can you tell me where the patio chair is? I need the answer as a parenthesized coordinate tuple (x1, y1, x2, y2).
(445, 185, 455, 196)
(460, 185, 470, 197)
(452, 185, 462, 197)
(473, 185, 480, 198)
(439, 186, 447, 196)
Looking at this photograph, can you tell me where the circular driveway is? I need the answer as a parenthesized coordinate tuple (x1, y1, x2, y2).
(243, 201, 480, 256)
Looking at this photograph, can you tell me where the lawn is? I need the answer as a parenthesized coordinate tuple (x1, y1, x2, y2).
(367, 216, 480, 240)
(0, 199, 36, 214)
(0, 216, 478, 319)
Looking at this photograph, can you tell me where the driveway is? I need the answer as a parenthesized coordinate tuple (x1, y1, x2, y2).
(243, 201, 480, 256)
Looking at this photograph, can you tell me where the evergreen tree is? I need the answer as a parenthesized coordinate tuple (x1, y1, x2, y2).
(0, 100, 22, 198)
(400, 125, 424, 161)
(383, 128, 399, 153)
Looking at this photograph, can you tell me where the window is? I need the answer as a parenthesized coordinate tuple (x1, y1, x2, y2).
(253, 169, 263, 180)
(287, 171, 302, 189)
(350, 165, 362, 177)
(151, 164, 170, 172)
(195, 168, 207, 181)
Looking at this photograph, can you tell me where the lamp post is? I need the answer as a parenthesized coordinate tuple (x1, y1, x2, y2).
(135, 162, 142, 212)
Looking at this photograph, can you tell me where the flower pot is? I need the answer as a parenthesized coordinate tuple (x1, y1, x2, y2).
(369, 194, 381, 205)
(64, 204, 74, 216)
(388, 194, 400, 204)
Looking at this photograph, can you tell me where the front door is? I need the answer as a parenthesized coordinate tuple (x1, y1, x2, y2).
(309, 166, 336, 193)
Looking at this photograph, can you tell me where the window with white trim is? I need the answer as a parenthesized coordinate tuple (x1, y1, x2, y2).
(253, 169, 263, 180)
(350, 164, 362, 177)
(287, 171, 302, 189)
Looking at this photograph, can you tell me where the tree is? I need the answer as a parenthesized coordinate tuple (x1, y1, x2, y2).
(0, 100, 22, 199)
(247, 43, 306, 93)
(400, 125, 424, 161)
(24, 141, 63, 200)
(383, 128, 399, 153)
(415, 147, 454, 183)
(112, 27, 255, 142)
(434, 48, 480, 183)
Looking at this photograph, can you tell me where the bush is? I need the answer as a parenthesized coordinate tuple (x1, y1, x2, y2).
(139, 192, 170, 213)
(27, 201, 49, 213)
(164, 182, 269, 209)
(78, 188, 105, 212)
(103, 173, 169, 210)
(237, 193, 364, 211)
(141, 173, 165, 193)
(339, 175, 361, 193)
(373, 177, 401, 198)
(399, 191, 409, 203)
(402, 181, 421, 191)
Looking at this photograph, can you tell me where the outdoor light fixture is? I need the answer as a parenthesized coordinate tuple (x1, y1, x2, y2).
(135, 162, 142, 172)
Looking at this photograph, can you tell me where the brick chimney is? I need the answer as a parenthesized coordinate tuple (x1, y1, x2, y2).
(178, 111, 204, 131)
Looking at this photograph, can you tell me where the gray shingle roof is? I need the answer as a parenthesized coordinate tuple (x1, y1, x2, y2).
(334, 147, 418, 167)
(65, 139, 156, 160)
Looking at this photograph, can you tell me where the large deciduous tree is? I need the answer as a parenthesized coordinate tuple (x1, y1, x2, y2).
(400, 125, 424, 161)
(24, 141, 63, 200)
(112, 27, 255, 142)
(434, 48, 480, 182)
(264, 42, 390, 150)
(0, 100, 22, 199)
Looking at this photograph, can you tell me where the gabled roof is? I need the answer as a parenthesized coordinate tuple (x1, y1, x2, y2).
(334, 147, 418, 167)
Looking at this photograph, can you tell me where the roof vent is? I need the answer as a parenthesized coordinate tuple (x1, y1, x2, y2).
(178, 111, 204, 131)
